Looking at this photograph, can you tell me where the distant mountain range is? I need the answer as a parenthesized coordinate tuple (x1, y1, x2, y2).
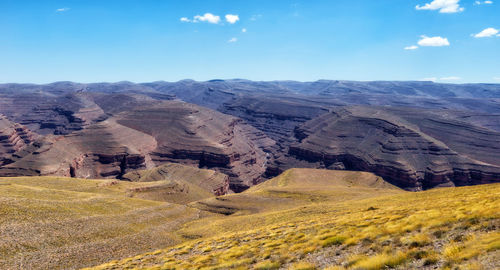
(1, 80, 500, 191)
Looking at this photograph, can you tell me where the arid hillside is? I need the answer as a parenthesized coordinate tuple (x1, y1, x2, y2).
(1, 169, 498, 269)
(0, 80, 499, 191)
(90, 169, 499, 270)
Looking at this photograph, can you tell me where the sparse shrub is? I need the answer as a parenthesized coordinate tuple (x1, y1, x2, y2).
(403, 233, 431, 247)
(432, 229, 445, 238)
(408, 249, 428, 260)
(343, 237, 358, 246)
(254, 260, 281, 270)
(423, 253, 439, 266)
(321, 236, 347, 247)
(353, 252, 407, 270)
(290, 261, 316, 270)
(346, 254, 367, 267)
(443, 243, 464, 262)
(300, 244, 318, 255)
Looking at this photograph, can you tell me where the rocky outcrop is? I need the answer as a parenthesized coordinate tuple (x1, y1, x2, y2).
(0, 120, 154, 179)
(286, 107, 500, 190)
(122, 162, 230, 196)
(0, 115, 36, 166)
(220, 96, 329, 143)
(116, 101, 275, 192)
(0, 93, 87, 135)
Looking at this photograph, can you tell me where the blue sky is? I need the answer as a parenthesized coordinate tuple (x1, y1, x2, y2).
(0, 0, 499, 83)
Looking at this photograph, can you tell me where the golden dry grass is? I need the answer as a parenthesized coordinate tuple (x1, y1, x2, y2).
(190, 169, 401, 216)
(0, 176, 202, 270)
(1, 169, 499, 270)
(89, 170, 500, 270)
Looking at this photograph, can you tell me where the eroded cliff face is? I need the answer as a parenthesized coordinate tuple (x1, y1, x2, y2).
(0, 119, 155, 179)
(1, 81, 500, 192)
(115, 101, 275, 192)
(0, 115, 36, 166)
(0, 93, 86, 135)
(0, 98, 275, 193)
(286, 107, 500, 190)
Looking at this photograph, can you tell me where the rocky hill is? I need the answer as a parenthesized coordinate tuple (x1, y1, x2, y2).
(0, 80, 499, 191)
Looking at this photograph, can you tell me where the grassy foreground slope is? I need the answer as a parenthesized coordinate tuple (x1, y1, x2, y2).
(91, 172, 499, 269)
(190, 169, 400, 216)
(0, 176, 205, 269)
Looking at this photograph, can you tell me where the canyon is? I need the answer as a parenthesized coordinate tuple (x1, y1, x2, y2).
(0, 80, 499, 192)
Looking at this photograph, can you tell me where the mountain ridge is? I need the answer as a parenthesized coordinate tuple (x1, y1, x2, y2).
(1, 80, 499, 191)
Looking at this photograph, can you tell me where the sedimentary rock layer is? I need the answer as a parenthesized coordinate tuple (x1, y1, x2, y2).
(287, 107, 500, 190)
(115, 101, 275, 191)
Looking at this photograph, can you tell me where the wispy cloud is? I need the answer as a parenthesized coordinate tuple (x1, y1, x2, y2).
(404, 45, 419, 50)
(416, 0, 464, 13)
(56, 7, 70, 12)
(228, 37, 238, 43)
(420, 77, 438, 82)
(418, 35, 450, 47)
(181, 13, 240, 25)
(225, 14, 239, 24)
(494, 77, 500, 81)
(474, 0, 493, 5)
(180, 13, 221, 24)
(194, 13, 221, 24)
(473, 27, 499, 38)
(242, 28, 247, 33)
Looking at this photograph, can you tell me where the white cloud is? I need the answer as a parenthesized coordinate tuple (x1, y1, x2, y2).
(473, 27, 499, 38)
(418, 35, 450, 46)
(242, 28, 247, 33)
(228, 37, 238, 43)
(440, 76, 461, 81)
(475, 0, 493, 4)
(420, 77, 438, 82)
(225, 14, 239, 24)
(193, 13, 221, 24)
(404, 45, 419, 50)
(180, 17, 190, 22)
(494, 77, 500, 81)
(56, 7, 70, 12)
(416, 0, 464, 13)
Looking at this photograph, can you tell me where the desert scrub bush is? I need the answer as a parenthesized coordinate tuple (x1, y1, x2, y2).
(253, 260, 281, 270)
(220, 247, 247, 260)
(402, 233, 431, 247)
(321, 235, 347, 247)
(192, 254, 213, 264)
(422, 252, 440, 266)
(443, 232, 500, 264)
(290, 261, 316, 270)
(346, 254, 367, 267)
(216, 258, 254, 269)
(353, 252, 408, 270)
